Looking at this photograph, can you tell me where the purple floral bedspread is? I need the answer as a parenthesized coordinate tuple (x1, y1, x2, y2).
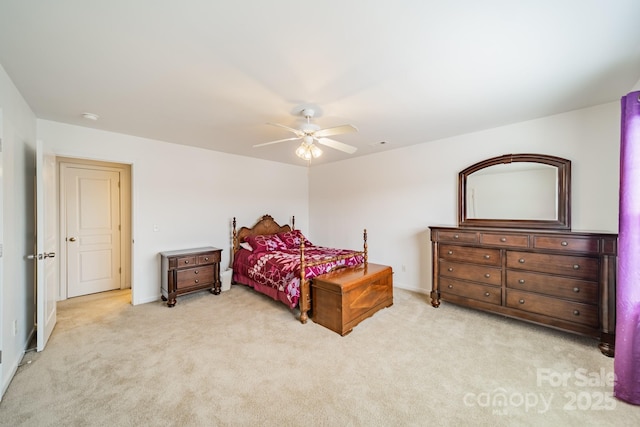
(232, 246, 364, 308)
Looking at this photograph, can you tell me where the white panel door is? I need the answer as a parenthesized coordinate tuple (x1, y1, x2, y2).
(36, 139, 58, 351)
(65, 167, 121, 297)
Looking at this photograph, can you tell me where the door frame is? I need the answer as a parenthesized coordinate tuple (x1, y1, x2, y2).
(58, 158, 132, 300)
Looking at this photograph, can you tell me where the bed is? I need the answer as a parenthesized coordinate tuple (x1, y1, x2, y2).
(231, 214, 367, 323)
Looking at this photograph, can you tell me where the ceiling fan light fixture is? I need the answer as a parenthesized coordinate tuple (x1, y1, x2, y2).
(295, 142, 322, 161)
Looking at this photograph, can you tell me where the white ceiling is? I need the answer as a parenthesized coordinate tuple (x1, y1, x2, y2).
(1, 1, 639, 166)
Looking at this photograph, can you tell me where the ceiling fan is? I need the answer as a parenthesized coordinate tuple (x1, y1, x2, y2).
(253, 108, 358, 160)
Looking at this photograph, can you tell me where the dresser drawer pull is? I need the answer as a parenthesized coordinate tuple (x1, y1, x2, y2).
(573, 310, 580, 316)
(518, 258, 525, 264)
(448, 267, 453, 272)
(573, 287, 580, 293)
(561, 241, 568, 246)
(204, 257, 209, 261)
(195, 279, 199, 283)
(184, 260, 190, 264)
(484, 254, 490, 259)
(518, 279, 525, 284)
(447, 250, 453, 255)
(573, 264, 580, 270)
(519, 299, 525, 304)
(484, 292, 490, 297)
(453, 234, 459, 239)
(447, 284, 453, 289)
(484, 273, 491, 278)
(500, 237, 507, 242)
(194, 270, 199, 274)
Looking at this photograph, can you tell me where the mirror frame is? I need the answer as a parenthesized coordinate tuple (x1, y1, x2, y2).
(458, 153, 571, 230)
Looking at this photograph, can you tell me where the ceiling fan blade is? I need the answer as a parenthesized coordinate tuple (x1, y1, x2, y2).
(267, 122, 304, 137)
(314, 124, 358, 138)
(253, 137, 301, 148)
(316, 137, 358, 154)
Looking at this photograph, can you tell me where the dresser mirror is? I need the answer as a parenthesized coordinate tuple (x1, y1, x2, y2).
(458, 153, 571, 229)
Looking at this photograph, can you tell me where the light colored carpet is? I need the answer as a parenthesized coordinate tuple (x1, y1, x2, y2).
(0, 285, 638, 426)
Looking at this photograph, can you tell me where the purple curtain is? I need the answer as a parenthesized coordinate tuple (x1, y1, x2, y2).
(616, 90, 640, 405)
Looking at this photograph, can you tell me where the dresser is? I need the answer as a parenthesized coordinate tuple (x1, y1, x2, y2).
(430, 227, 617, 356)
(160, 247, 222, 307)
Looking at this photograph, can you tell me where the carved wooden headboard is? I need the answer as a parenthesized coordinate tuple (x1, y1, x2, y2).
(232, 215, 292, 254)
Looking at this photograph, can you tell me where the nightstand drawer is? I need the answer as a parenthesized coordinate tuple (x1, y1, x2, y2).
(176, 265, 214, 289)
(198, 252, 220, 265)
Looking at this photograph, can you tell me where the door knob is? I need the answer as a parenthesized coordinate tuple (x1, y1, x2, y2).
(69, 237, 77, 242)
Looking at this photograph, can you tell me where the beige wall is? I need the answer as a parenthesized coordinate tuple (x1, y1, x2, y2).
(309, 102, 621, 294)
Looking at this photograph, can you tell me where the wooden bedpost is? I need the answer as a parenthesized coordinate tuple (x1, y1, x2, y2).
(299, 239, 309, 324)
(363, 229, 368, 265)
(232, 217, 237, 264)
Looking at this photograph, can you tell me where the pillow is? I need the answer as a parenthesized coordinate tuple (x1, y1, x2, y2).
(277, 230, 313, 249)
(243, 234, 287, 253)
(239, 242, 253, 251)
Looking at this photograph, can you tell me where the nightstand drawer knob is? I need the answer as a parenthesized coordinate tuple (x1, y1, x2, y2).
(561, 241, 568, 246)
(573, 310, 580, 316)
(448, 284, 453, 289)
(447, 250, 453, 255)
(573, 264, 580, 270)
(573, 287, 580, 293)
(518, 279, 525, 284)
(194, 270, 199, 274)
(195, 279, 199, 283)
(484, 273, 491, 278)
(500, 237, 507, 242)
(453, 234, 459, 239)
(484, 254, 490, 259)
(204, 257, 209, 261)
(448, 267, 453, 272)
(184, 260, 190, 264)
(518, 258, 525, 264)
(519, 299, 525, 304)
(484, 292, 490, 297)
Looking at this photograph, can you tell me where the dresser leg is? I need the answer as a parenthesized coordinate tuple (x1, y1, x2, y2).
(598, 333, 615, 357)
(430, 290, 441, 308)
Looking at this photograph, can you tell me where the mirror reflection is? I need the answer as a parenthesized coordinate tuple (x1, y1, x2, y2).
(466, 162, 558, 220)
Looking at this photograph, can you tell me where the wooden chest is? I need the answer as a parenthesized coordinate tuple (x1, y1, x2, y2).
(311, 263, 393, 335)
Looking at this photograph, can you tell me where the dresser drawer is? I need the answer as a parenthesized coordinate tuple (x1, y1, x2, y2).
(175, 265, 215, 289)
(481, 233, 529, 248)
(198, 251, 221, 265)
(440, 244, 501, 266)
(506, 290, 599, 327)
(506, 251, 598, 280)
(440, 277, 501, 305)
(436, 230, 478, 244)
(506, 270, 598, 304)
(439, 261, 501, 286)
(533, 235, 599, 254)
